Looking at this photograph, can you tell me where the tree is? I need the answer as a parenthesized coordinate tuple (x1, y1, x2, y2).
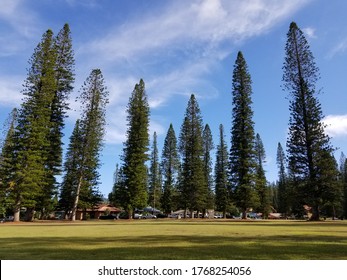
(12, 29, 58, 221)
(179, 94, 206, 218)
(122, 79, 150, 218)
(148, 132, 162, 210)
(46, 23, 75, 202)
(283, 22, 339, 220)
(0, 108, 18, 217)
(214, 124, 230, 218)
(254, 133, 270, 218)
(160, 124, 180, 214)
(59, 120, 83, 216)
(276, 142, 288, 215)
(202, 124, 214, 214)
(68, 69, 108, 221)
(229, 51, 257, 219)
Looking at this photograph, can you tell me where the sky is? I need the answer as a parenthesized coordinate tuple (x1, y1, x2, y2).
(1, 0, 347, 197)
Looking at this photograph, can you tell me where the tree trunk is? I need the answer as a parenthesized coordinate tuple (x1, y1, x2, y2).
(71, 174, 83, 221)
(242, 209, 247, 220)
(13, 196, 21, 222)
(310, 205, 320, 221)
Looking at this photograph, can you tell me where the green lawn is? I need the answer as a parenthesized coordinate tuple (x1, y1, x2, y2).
(0, 219, 346, 259)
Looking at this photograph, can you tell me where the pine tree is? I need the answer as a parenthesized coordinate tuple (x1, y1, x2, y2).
(254, 133, 270, 218)
(122, 79, 150, 218)
(0, 109, 18, 217)
(229, 51, 257, 219)
(214, 124, 230, 218)
(276, 142, 288, 215)
(202, 124, 214, 213)
(69, 69, 108, 221)
(160, 124, 180, 214)
(13, 29, 58, 221)
(59, 120, 83, 216)
(46, 23, 75, 200)
(283, 22, 339, 220)
(148, 132, 162, 210)
(179, 94, 206, 218)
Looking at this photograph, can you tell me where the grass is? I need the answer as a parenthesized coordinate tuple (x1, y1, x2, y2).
(0, 219, 346, 260)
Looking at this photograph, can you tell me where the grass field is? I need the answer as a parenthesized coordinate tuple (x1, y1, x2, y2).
(0, 219, 346, 260)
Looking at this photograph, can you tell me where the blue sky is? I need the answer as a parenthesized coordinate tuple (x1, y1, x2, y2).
(1, 0, 347, 197)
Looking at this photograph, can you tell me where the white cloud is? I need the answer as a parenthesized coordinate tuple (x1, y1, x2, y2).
(80, 0, 310, 115)
(327, 38, 347, 59)
(85, 0, 309, 63)
(323, 115, 347, 138)
(0, 76, 24, 106)
(302, 27, 317, 39)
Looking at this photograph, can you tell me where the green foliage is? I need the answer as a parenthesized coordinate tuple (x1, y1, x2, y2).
(214, 124, 230, 217)
(283, 22, 339, 220)
(148, 132, 162, 209)
(65, 69, 108, 220)
(179, 94, 207, 215)
(122, 79, 150, 217)
(229, 51, 257, 218)
(254, 133, 270, 217)
(160, 124, 180, 214)
(0, 109, 18, 216)
(276, 142, 289, 215)
(202, 124, 214, 210)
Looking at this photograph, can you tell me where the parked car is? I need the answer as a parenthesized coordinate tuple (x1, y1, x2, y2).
(141, 213, 157, 219)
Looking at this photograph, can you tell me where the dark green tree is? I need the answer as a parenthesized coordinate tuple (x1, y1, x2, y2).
(46, 23, 75, 201)
(122, 79, 150, 218)
(214, 124, 230, 218)
(148, 132, 162, 209)
(0, 108, 18, 217)
(283, 22, 339, 220)
(276, 142, 289, 215)
(69, 69, 108, 221)
(179, 94, 206, 218)
(58, 119, 83, 216)
(229, 51, 257, 219)
(254, 133, 270, 218)
(13, 29, 58, 221)
(160, 124, 180, 214)
(202, 124, 214, 214)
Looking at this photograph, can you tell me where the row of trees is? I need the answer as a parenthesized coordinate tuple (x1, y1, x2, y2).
(109, 22, 346, 220)
(1, 22, 346, 221)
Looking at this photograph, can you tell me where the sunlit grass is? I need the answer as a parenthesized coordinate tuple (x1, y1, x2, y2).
(0, 219, 346, 259)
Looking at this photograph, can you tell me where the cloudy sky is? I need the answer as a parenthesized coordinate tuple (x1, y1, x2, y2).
(1, 0, 347, 196)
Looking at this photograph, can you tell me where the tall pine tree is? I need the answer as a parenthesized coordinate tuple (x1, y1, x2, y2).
(254, 133, 270, 218)
(148, 132, 162, 209)
(276, 142, 288, 215)
(179, 94, 206, 218)
(202, 124, 214, 215)
(229, 51, 257, 219)
(13, 29, 57, 221)
(47, 23, 75, 201)
(160, 124, 180, 214)
(0, 108, 18, 217)
(283, 22, 339, 220)
(214, 124, 230, 218)
(122, 79, 150, 219)
(68, 69, 108, 221)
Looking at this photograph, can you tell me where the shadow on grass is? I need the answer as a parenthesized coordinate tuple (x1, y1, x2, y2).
(1, 233, 346, 260)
